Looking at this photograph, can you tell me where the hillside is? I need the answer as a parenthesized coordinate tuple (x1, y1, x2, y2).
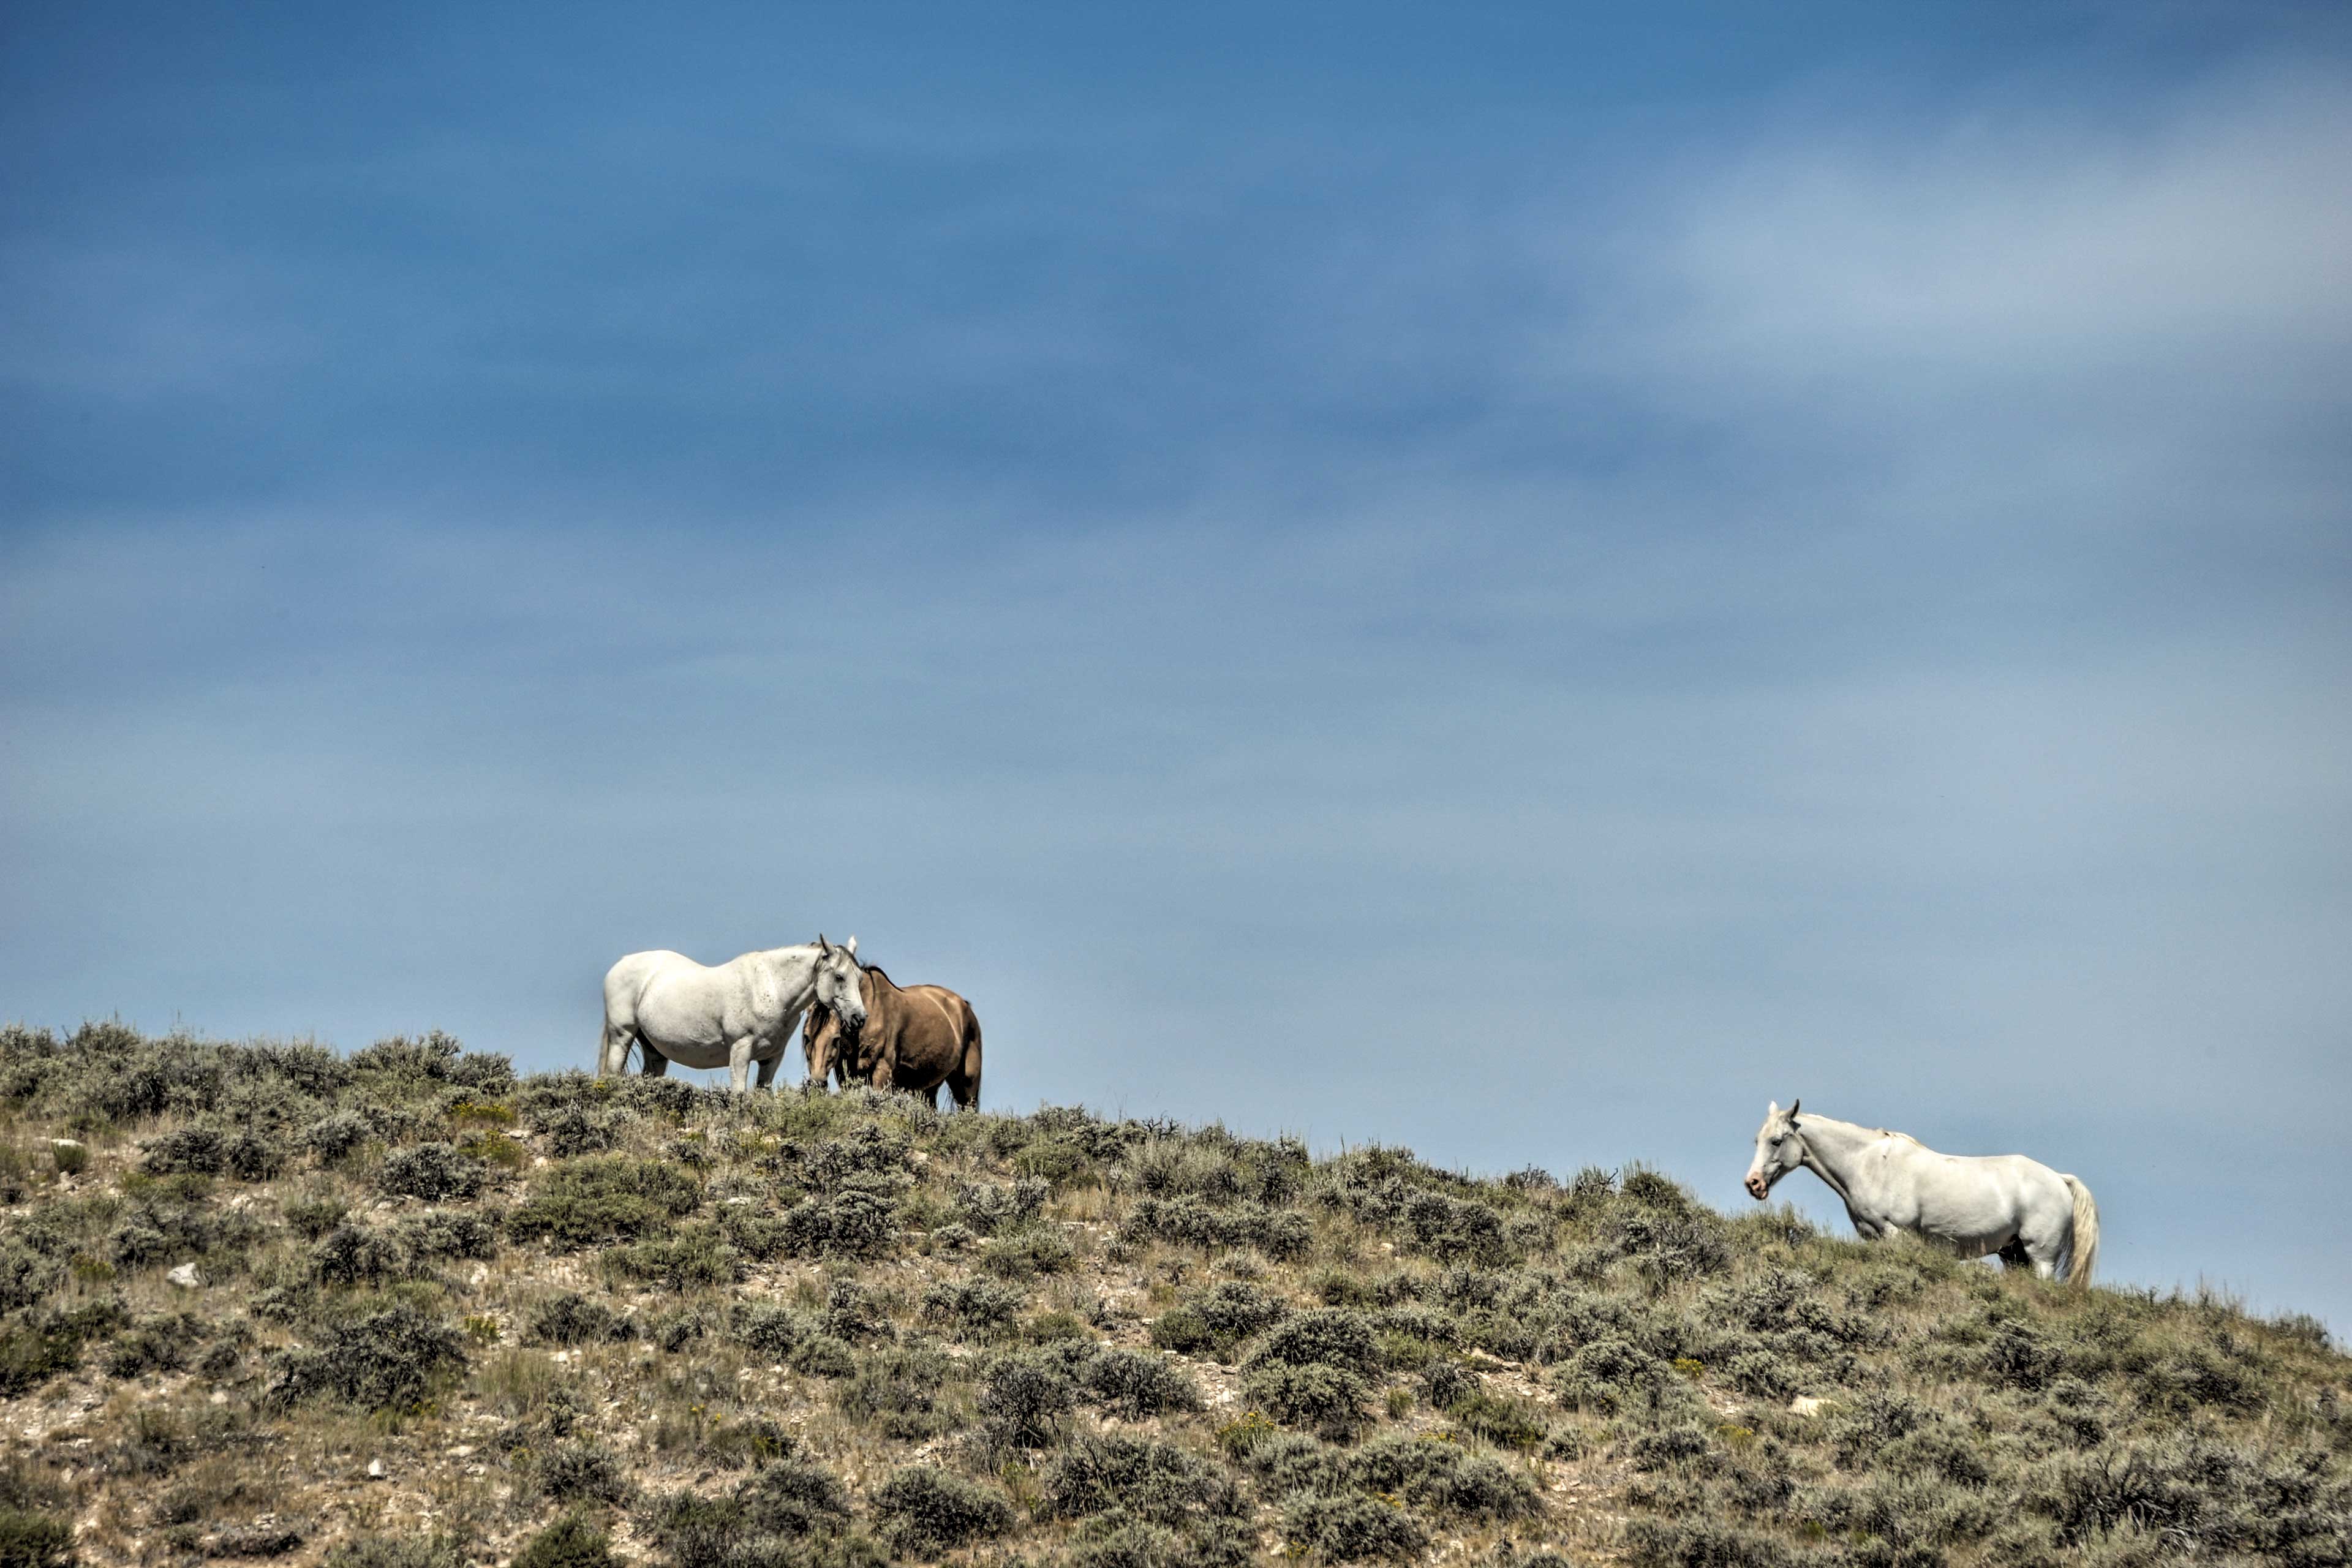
(0, 1025, 2345, 1568)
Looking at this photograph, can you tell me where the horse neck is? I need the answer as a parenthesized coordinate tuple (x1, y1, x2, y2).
(753, 946, 821, 995)
(1793, 1114, 1883, 1196)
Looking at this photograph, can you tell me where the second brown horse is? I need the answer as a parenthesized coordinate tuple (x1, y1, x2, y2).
(803, 963, 983, 1110)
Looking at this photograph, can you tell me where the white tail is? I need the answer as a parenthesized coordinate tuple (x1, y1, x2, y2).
(2062, 1174, 2100, 1286)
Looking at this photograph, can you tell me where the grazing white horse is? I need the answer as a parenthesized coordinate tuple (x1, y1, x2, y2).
(1744, 1100, 2100, 1284)
(598, 936, 869, 1095)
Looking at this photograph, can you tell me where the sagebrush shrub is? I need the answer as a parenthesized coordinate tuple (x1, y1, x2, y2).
(836, 1344, 965, 1439)
(377, 1142, 488, 1202)
(264, 1302, 466, 1412)
(922, 1276, 1027, 1341)
(512, 1512, 616, 1568)
(1084, 1346, 1204, 1420)
(1280, 1491, 1427, 1561)
(1041, 1433, 1245, 1525)
(870, 1466, 1016, 1556)
(508, 1157, 700, 1250)
(532, 1441, 631, 1505)
(528, 1292, 636, 1348)
(979, 1350, 1077, 1446)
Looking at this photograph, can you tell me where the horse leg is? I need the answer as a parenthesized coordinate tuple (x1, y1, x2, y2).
(728, 1036, 755, 1096)
(924, 1085, 940, 1110)
(640, 1048, 671, 1077)
(2016, 1223, 2065, 1280)
(598, 1019, 633, 1077)
(754, 1052, 780, 1090)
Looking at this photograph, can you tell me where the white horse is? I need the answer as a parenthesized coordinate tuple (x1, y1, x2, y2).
(1743, 1100, 2099, 1284)
(598, 935, 869, 1095)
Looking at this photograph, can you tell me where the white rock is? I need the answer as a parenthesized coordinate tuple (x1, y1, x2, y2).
(366, 1458, 387, 1479)
(165, 1263, 202, 1290)
(469, 1265, 489, 1288)
(1789, 1395, 1828, 1417)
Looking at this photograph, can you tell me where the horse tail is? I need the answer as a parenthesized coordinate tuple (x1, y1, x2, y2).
(2062, 1174, 2100, 1286)
(957, 1004, 982, 1110)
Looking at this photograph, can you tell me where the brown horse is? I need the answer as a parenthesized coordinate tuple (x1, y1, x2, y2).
(803, 963, 982, 1110)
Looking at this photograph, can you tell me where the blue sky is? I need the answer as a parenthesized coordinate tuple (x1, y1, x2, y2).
(5, 4, 2349, 1329)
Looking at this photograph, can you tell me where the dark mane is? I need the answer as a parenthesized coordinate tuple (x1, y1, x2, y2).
(859, 961, 896, 987)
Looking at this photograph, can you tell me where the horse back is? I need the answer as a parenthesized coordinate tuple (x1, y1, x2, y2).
(605, 950, 692, 1011)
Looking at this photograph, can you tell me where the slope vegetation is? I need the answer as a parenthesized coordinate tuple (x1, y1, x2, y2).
(0, 1023, 2345, 1567)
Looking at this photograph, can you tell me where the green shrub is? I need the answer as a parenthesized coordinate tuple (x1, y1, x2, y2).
(1280, 1492, 1426, 1561)
(0, 1247, 60, 1316)
(984, 1224, 1077, 1280)
(836, 1343, 965, 1439)
(1011, 1140, 1093, 1186)
(611, 1226, 742, 1290)
(1352, 1431, 1541, 1521)
(1250, 1309, 1382, 1379)
(508, 1157, 701, 1250)
(532, 1441, 631, 1505)
(352, 1032, 513, 1097)
(0, 1303, 119, 1397)
(263, 1302, 466, 1412)
(311, 1225, 412, 1287)
(819, 1278, 893, 1343)
(870, 1466, 1016, 1556)
(1084, 1347, 1204, 1419)
(101, 1313, 208, 1379)
(283, 1194, 349, 1240)
(394, 1210, 499, 1264)
(320, 1535, 470, 1568)
(641, 1460, 875, 1568)
(1064, 1513, 1254, 1568)
(776, 1190, 899, 1260)
(1152, 1280, 1291, 1359)
(699, 1415, 794, 1470)
(512, 1513, 615, 1568)
(954, 1178, 1050, 1234)
(1552, 1335, 1668, 1415)
(923, 1276, 1027, 1341)
(1621, 1517, 1795, 1567)
(303, 1110, 381, 1166)
(1243, 1362, 1373, 1442)
(734, 1453, 854, 1534)
(1123, 1197, 1313, 1261)
(1041, 1433, 1246, 1525)
(1444, 1390, 1549, 1452)
(1421, 1360, 1479, 1410)
(979, 1350, 1078, 1446)
(0, 1504, 74, 1568)
(378, 1142, 488, 1202)
(527, 1293, 635, 1348)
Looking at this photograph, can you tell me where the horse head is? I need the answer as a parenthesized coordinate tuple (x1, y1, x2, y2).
(1744, 1098, 1803, 1200)
(813, 935, 869, 1045)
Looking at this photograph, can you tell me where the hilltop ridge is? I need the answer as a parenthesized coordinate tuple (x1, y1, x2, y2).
(0, 1023, 2345, 1567)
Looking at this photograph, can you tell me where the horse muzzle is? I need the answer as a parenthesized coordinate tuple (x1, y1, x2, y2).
(1744, 1175, 1769, 1201)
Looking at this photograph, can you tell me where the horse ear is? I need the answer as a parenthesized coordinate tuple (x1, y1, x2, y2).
(1766, 1100, 1781, 1117)
(845, 935, 858, 957)
(1788, 1098, 1801, 1122)
(816, 934, 832, 954)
